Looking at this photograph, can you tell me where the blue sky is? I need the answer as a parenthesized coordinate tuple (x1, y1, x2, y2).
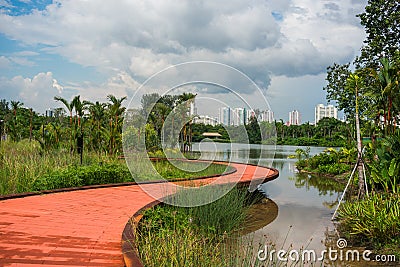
(0, 0, 367, 122)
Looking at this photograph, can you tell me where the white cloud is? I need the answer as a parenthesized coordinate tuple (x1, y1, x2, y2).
(0, 0, 12, 8)
(52, 78, 63, 94)
(0, 72, 62, 112)
(0, 71, 141, 113)
(0, 0, 368, 120)
(0, 56, 11, 68)
(0, 0, 367, 84)
(9, 56, 36, 66)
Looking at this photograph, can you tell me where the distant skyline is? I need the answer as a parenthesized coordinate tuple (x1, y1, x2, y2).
(0, 0, 367, 122)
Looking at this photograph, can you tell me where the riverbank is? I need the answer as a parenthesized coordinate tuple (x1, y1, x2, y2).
(133, 187, 278, 267)
(294, 145, 400, 261)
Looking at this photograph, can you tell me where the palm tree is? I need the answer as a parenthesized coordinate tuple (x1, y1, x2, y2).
(177, 93, 196, 152)
(86, 101, 106, 151)
(9, 100, 23, 141)
(54, 96, 73, 128)
(71, 96, 86, 129)
(107, 94, 127, 155)
(345, 73, 365, 198)
(375, 58, 399, 134)
(54, 96, 74, 151)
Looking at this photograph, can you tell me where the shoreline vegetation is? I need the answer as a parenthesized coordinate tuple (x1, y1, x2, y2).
(0, 139, 232, 196)
(133, 186, 286, 267)
(294, 142, 400, 259)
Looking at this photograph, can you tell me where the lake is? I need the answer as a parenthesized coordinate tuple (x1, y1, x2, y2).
(192, 142, 346, 264)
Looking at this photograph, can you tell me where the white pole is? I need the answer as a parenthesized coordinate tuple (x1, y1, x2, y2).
(331, 161, 358, 221)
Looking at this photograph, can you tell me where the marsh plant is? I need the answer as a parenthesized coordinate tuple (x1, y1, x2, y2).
(0, 139, 108, 195)
(134, 186, 322, 267)
(0, 140, 232, 195)
(336, 193, 400, 256)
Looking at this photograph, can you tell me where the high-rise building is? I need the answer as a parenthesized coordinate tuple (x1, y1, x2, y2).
(190, 101, 197, 116)
(288, 110, 300, 126)
(232, 107, 247, 126)
(315, 104, 338, 124)
(246, 109, 256, 124)
(219, 107, 232, 126)
(193, 115, 219, 126)
(260, 110, 274, 123)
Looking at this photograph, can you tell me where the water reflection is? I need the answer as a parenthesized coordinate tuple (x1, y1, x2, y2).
(240, 198, 279, 236)
(193, 143, 343, 258)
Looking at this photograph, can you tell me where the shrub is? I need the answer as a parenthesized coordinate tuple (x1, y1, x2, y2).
(32, 163, 132, 191)
(337, 193, 400, 247)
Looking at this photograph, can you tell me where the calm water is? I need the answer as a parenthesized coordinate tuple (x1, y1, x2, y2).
(192, 143, 343, 260)
(192, 143, 398, 266)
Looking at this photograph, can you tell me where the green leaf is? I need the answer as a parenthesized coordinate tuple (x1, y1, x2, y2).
(388, 158, 396, 177)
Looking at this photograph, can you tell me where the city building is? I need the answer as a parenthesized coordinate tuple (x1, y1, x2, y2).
(232, 107, 247, 126)
(260, 110, 274, 123)
(193, 115, 219, 126)
(219, 107, 232, 126)
(246, 109, 256, 123)
(288, 110, 300, 126)
(315, 104, 338, 124)
(190, 101, 197, 116)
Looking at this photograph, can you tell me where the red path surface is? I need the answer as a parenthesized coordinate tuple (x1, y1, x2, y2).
(0, 162, 278, 267)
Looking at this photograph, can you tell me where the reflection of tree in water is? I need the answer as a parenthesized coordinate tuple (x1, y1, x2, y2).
(272, 160, 285, 170)
(290, 173, 345, 196)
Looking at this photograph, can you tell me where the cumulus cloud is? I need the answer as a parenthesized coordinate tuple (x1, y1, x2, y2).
(0, 71, 141, 113)
(0, 56, 11, 68)
(0, 1, 366, 84)
(0, 72, 62, 112)
(0, 0, 368, 120)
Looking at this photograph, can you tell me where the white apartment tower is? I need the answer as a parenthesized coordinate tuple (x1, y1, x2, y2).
(232, 107, 247, 126)
(288, 110, 300, 126)
(219, 107, 232, 126)
(315, 104, 338, 124)
(193, 115, 219, 126)
(261, 110, 274, 123)
(190, 101, 197, 116)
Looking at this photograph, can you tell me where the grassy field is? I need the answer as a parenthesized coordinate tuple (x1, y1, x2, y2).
(0, 140, 232, 195)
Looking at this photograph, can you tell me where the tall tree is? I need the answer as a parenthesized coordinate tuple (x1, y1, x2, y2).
(54, 96, 75, 151)
(345, 73, 366, 198)
(107, 94, 127, 155)
(9, 101, 23, 141)
(357, 0, 400, 67)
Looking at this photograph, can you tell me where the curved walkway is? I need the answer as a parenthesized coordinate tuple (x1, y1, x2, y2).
(0, 162, 278, 267)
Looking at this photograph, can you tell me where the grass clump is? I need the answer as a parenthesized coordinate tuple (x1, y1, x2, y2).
(152, 159, 234, 181)
(0, 139, 108, 195)
(134, 186, 267, 267)
(0, 140, 233, 195)
(32, 163, 132, 191)
(336, 193, 400, 257)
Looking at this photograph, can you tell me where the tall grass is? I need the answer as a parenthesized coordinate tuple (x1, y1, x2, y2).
(135, 186, 261, 266)
(134, 186, 322, 267)
(337, 193, 400, 250)
(0, 139, 109, 195)
(0, 140, 233, 195)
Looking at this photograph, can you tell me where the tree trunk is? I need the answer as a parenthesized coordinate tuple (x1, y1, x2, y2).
(355, 105, 365, 198)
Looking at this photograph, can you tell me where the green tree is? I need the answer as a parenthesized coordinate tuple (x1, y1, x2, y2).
(246, 116, 261, 144)
(54, 96, 75, 151)
(345, 73, 366, 198)
(86, 101, 107, 151)
(107, 94, 127, 155)
(357, 0, 400, 66)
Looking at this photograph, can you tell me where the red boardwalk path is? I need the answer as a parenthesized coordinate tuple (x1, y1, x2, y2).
(0, 162, 278, 266)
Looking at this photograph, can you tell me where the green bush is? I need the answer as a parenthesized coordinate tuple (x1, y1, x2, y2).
(317, 163, 350, 175)
(337, 193, 400, 249)
(136, 186, 264, 267)
(32, 163, 132, 191)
